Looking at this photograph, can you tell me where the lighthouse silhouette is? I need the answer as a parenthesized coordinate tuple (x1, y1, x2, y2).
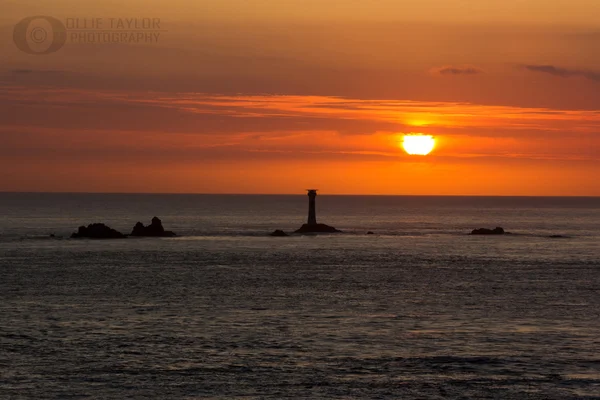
(294, 189, 341, 233)
(307, 189, 318, 225)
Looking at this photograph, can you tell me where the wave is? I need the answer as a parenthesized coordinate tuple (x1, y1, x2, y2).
(0, 229, 589, 243)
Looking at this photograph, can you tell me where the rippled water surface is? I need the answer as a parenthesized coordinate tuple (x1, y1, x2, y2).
(1, 194, 599, 398)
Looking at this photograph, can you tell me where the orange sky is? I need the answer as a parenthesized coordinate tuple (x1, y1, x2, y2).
(0, 1, 599, 195)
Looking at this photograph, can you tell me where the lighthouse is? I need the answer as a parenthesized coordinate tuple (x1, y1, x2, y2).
(307, 189, 318, 225)
(293, 190, 341, 233)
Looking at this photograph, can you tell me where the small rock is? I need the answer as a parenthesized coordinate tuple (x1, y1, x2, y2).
(367, 231, 375, 235)
(130, 217, 176, 237)
(71, 223, 126, 239)
(270, 230, 289, 237)
(471, 227, 506, 235)
(295, 223, 342, 234)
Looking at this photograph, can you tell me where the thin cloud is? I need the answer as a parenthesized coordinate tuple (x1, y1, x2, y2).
(430, 65, 484, 76)
(3, 86, 600, 134)
(11, 69, 72, 76)
(523, 64, 600, 82)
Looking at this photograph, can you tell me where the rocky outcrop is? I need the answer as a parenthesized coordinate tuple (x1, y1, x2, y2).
(130, 217, 176, 237)
(471, 227, 506, 235)
(295, 223, 342, 234)
(71, 223, 126, 239)
(270, 230, 289, 237)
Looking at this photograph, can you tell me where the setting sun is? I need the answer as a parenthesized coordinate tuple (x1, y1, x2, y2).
(402, 135, 436, 156)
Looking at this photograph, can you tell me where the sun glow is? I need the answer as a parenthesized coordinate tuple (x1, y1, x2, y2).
(402, 135, 436, 155)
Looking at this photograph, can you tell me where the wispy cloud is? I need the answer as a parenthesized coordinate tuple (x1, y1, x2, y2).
(523, 64, 600, 82)
(10, 69, 77, 76)
(0, 86, 598, 166)
(430, 65, 484, 76)
(2, 86, 600, 134)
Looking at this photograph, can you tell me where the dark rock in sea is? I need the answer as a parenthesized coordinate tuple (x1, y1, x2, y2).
(71, 223, 126, 239)
(295, 223, 342, 234)
(471, 227, 506, 235)
(130, 217, 176, 237)
(367, 231, 375, 235)
(549, 235, 568, 239)
(270, 230, 289, 237)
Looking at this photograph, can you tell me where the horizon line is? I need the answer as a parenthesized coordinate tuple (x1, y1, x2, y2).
(0, 191, 598, 198)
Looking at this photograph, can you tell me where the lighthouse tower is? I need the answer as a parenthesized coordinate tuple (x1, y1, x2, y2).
(307, 189, 318, 225)
(293, 189, 341, 233)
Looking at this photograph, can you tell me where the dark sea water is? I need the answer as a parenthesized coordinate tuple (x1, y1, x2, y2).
(0, 193, 599, 399)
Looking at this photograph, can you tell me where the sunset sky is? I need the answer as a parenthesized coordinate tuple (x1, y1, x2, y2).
(1, 0, 599, 195)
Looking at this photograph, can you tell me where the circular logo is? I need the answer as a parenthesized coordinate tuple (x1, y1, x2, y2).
(13, 16, 67, 55)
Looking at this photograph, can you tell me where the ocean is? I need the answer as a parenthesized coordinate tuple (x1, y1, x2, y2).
(0, 193, 599, 399)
